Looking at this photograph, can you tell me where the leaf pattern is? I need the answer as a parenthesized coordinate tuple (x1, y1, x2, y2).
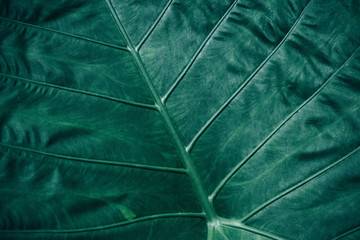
(0, 0, 359, 239)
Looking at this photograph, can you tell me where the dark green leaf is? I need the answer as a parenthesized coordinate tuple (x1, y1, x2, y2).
(1, 0, 359, 239)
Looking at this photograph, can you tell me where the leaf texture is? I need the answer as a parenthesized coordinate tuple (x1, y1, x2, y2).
(0, 0, 359, 239)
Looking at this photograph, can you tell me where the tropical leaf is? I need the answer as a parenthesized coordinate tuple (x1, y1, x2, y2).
(0, 0, 359, 239)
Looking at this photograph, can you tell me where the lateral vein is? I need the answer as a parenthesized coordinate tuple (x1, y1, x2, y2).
(0, 213, 205, 234)
(136, 0, 174, 51)
(0, 73, 157, 110)
(186, 0, 313, 152)
(239, 146, 360, 223)
(162, 0, 239, 103)
(0, 142, 186, 173)
(209, 46, 360, 202)
(0, 16, 128, 51)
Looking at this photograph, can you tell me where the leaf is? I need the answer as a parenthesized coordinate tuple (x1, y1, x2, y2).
(0, 0, 359, 239)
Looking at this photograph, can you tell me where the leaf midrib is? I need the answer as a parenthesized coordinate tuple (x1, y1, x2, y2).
(103, 1, 320, 239)
(3, 1, 357, 239)
(103, 0, 217, 222)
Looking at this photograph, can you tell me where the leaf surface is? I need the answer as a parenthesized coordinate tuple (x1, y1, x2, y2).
(0, 0, 360, 239)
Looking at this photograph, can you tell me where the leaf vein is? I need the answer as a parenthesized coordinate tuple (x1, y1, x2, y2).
(239, 146, 360, 223)
(218, 219, 287, 240)
(103, 0, 217, 220)
(0, 17, 128, 51)
(0, 213, 205, 234)
(136, 0, 174, 51)
(0, 73, 157, 110)
(332, 225, 360, 240)
(186, 0, 313, 152)
(162, 0, 238, 102)
(0, 142, 186, 173)
(209, 46, 360, 201)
